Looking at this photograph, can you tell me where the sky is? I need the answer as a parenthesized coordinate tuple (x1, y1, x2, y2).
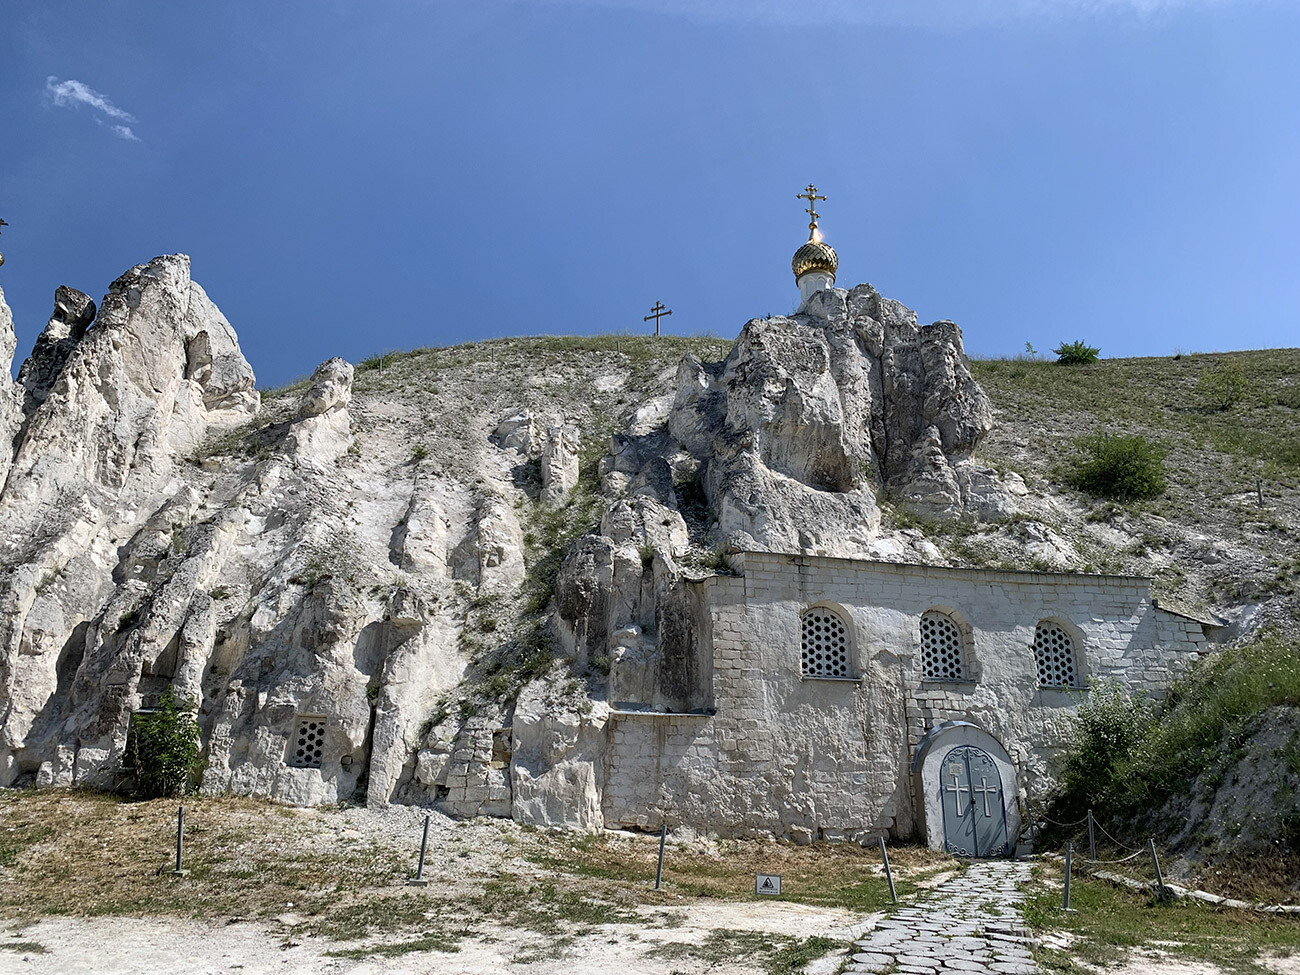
(1, 0, 1298, 385)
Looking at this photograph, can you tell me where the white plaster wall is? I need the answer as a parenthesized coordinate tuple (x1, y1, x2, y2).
(797, 271, 835, 307)
(600, 552, 1209, 845)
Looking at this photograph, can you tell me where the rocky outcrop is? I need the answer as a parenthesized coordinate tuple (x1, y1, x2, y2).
(284, 357, 353, 462)
(540, 423, 580, 505)
(0, 257, 1026, 831)
(17, 286, 96, 414)
(0, 285, 22, 491)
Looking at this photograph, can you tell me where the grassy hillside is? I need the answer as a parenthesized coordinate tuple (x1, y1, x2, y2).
(969, 348, 1300, 614)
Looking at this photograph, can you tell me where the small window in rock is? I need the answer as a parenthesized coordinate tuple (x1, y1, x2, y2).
(920, 611, 966, 681)
(801, 607, 850, 678)
(1033, 621, 1079, 688)
(289, 716, 326, 769)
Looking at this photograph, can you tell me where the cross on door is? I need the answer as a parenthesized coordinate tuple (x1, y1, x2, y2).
(945, 773, 969, 816)
(973, 777, 998, 817)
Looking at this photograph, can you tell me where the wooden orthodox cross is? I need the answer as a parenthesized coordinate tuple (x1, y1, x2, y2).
(644, 300, 672, 337)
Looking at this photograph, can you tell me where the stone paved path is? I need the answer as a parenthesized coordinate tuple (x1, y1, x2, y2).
(844, 860, 1039, 974)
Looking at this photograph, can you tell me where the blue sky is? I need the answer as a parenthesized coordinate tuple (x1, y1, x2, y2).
(2, 0, 1297, 385)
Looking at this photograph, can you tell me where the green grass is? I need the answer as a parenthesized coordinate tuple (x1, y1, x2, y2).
(647, 929, 840, 975)
(1026, 870, 1300, 974)
(971, 349, 1300, 483)
(1047, 633, 1300, 836)
(0, 940, 47, 954)
(325, 931, 464, 958)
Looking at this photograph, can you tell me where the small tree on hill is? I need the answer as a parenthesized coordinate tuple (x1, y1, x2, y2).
(123, 687, 202, 798)
(1198, 361, 1248, 411)
(1053, 340, 1101, 365)
(1065, 431, 1168, 501)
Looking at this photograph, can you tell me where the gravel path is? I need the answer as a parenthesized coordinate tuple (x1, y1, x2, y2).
(844, 861, 1038, 974)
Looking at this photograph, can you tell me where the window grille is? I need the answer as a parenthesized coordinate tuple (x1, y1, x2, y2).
(1033, 622, 1079, 688)
(920, 611, 965, 681)
(801, 607, 850, 678)
(289, 716, 326, 768)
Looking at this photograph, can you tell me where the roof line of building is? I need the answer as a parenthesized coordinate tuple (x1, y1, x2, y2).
(731, 549, 1153, 585)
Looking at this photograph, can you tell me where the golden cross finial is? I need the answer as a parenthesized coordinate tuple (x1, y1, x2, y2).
(796, 184, 827, 239)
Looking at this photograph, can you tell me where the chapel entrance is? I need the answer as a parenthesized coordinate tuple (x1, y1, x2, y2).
(938, 745, 1009, 858)
(911, 721, 1020, 858)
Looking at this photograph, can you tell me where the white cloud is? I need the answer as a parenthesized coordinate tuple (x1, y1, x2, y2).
(45, 76, 141, 139)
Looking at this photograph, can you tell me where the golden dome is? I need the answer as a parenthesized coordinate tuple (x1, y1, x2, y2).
(792, 235, 838, 280)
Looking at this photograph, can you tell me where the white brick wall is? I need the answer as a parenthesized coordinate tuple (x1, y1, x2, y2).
(602, 552, 1209, 842)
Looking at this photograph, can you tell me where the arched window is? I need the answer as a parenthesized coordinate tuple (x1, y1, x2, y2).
(920, 611, 966, 681)
(1033, 621, 1079, 688)
(800, 607, 850, 678)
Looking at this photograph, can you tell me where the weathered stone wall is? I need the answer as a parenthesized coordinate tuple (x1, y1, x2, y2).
(600, 552, 1209, 841)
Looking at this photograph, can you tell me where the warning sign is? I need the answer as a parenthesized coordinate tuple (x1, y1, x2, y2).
(755, 874, 782, 896)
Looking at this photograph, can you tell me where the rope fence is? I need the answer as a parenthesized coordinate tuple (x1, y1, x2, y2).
(1042, 807, 1300, 913)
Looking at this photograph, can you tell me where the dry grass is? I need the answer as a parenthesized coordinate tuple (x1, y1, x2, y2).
(0, 787, 948, 962)
(525, 828, 957, 911)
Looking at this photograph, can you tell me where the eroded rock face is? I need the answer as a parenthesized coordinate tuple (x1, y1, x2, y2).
(0, 262, 1014, 833)
(17, 286, 96, 414)
(0, 285, 22, 491)
(0, 255, 266, 787)
(647, 285, 1000, 557)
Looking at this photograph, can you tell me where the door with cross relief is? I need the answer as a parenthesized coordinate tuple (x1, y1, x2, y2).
(938, 745, 1010, 857)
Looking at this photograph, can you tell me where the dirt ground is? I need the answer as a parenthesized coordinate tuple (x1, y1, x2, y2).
(4, 789, 1300, 974)
(0, 901, 867, 975)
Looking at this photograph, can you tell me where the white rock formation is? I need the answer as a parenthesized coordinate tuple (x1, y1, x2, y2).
(0, 257, 1029, 830)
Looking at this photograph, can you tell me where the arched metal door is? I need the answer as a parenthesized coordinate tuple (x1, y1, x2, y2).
(938, 745, 1010, 858)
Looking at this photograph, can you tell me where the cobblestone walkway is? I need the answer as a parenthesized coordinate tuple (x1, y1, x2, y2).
(844, 860, 1039, 974)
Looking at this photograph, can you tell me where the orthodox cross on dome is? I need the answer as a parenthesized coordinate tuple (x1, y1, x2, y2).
(643, 300, 672, 337)
(796, 184, 827, 240)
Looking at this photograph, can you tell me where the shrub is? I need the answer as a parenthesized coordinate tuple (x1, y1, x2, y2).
(122, 687, 203, 798)
(1047, 634, 1300, 826)
(1198, 361, 1248, 411)
(1053, 340, 1101, 365)
(1052, 681, 1153, 822)
(1065, 431, 1168, 501)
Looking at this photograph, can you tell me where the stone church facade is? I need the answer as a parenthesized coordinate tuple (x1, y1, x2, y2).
(602, 551, 1210, 851)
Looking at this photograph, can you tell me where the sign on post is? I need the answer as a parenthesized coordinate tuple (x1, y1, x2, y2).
(755, 874, 782, 896)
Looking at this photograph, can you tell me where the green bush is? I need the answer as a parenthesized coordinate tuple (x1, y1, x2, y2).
(1051, 681, 1153, 822)
(123, 687, 203, 798)
(1065, 431, 1168, 501)
(1046, 634, 1300, 827)
(1198, 361, 1248, 411)
(1053, 340, 1101, 365)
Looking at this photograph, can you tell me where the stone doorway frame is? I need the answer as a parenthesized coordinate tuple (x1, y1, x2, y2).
(911, 720, 1021, 856)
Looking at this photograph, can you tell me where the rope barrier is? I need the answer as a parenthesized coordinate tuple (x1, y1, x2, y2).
(1092, 820, 1147, 854)
(1036, 814, 1090, 828)
(1085, 850, 1145, 864)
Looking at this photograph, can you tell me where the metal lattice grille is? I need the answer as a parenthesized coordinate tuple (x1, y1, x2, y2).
(920, 612, 965, 681)
(1033, 622, 1078, 688)
(289, 716, 326, 768)
(801, 608, 849, 678)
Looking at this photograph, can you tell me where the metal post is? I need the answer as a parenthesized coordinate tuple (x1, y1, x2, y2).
(1063, 842, 1072, 910)
(654, 823, 667, 891)
(1257, 478, 1264, 506)
(878, 837, 897, 904)
(1087, 809, 1096, 862)
(409, 814, 431, 886)
(1148, 838, 1167, 900)
(170, 805, 189, 876)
